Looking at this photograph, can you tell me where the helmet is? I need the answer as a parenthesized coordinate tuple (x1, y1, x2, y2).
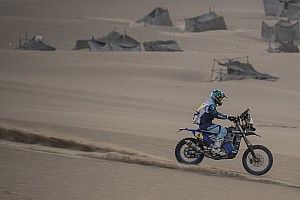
(210, 89, 226, 106)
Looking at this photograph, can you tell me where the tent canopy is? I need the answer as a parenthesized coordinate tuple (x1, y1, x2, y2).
(73, 40, 90, 50)
(287, 3, 300, 20)
(98, 31, 140, 49)
(277, 41, 299, 52)
(263, 0, 300, 18)
(143, 40, 182, 52)
(262, 20, 300, 42)
(73, 31, 141, 52)
(19, 35, 56, 51)
(136, 7, 173, 26)
(214, 60, 278, 81)
(185, 12, 227, 32)
(263, 0, 287, 16)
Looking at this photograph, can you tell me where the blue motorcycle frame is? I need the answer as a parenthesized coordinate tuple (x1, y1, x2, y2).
(175, 109, 273, 176)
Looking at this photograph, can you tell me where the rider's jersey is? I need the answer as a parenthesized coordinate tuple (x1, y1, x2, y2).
(193, 98, 227, 129)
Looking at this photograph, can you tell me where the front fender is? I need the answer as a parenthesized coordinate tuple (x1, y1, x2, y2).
(245, 131, 261, 137)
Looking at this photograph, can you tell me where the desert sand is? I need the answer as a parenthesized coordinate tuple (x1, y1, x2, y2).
(0, 0, 300, 199)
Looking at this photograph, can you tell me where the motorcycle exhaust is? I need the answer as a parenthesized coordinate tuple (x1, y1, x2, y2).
(185, 139, 202, 152)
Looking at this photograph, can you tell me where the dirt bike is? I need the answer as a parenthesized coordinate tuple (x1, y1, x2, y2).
(175, 109, 273, 176)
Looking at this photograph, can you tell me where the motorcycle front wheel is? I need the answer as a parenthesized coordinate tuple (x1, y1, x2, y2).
(242, 145, 273, 176)
(175, 138, 204, 165)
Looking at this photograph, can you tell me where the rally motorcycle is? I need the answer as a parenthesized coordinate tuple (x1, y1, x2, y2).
(175, 109, 273, 175)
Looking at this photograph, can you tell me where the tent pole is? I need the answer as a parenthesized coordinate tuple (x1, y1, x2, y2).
(19, 32, 21, 48)
(210, 59, 215, 82)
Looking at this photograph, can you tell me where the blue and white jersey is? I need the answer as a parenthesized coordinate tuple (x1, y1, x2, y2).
(193, 98, 227, 129)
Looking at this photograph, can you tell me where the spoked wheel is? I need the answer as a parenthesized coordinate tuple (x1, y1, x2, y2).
(175, 138, 204, 165)
(242, 145, 273, 176)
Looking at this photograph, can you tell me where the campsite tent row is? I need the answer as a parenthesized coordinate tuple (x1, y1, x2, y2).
(263, 0, 300, 20)
(136, 7, 227, 32)
(19, 7, 227, 51)
(73, 31, 182, 52)
(18, 32, 182, 52)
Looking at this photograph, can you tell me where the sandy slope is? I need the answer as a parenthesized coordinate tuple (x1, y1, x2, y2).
(0, 0, 300, 199)
(1, 143, 299, 200)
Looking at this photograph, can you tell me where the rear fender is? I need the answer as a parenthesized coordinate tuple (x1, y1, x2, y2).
(177, 128, 201, 137)
(177, 128, 203, 140)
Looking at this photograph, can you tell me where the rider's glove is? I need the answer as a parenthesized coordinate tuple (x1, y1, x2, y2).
(227, 115, 236, 121)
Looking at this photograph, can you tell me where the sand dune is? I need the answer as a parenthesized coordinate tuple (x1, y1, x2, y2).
(1, 0, 300, 199)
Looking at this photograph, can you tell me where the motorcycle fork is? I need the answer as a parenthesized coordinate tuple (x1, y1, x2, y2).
(242, 134, 257, 159)
(237, 124, 257, 159)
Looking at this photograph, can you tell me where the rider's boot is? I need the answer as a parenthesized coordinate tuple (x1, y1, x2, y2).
(211, 139, 226, 156)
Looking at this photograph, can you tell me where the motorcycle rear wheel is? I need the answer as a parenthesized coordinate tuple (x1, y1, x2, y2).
(242, 145, 273, 176)
(175, 138, 204, 165)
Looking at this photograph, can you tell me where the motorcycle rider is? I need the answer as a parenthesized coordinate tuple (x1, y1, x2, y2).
(193, 89, 235, 156)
